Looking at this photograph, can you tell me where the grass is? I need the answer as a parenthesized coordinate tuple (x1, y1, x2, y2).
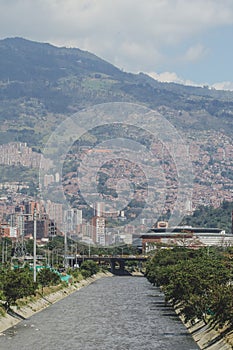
(81, 77, 116, 91)
(0, 304, 6, 317)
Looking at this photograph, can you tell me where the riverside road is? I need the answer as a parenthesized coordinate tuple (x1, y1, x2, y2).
(0, 276, 199, 350)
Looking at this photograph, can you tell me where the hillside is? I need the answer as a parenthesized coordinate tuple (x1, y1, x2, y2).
(181, 201, 233, 233)
(0, 37, 233, 213)
(0, 37, 233, 146)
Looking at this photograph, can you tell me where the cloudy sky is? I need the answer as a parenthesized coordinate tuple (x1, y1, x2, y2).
(1, 0, 233, 90)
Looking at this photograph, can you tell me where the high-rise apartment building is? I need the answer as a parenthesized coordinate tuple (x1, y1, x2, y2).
(91, 216, 105, 245)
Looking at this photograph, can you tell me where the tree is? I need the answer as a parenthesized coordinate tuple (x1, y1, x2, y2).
(80, 260, 99, 278)
(2, 268, 37, 309)
(209, 284, 233, 329)
(145, 247, 232, 327)
(37, 268, 60, 294)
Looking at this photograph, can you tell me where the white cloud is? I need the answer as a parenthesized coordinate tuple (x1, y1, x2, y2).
(147, 71, 233, 91)
(212, 81, 233, 91)
(183, 44, 209, 62)
(0, 0, 233, 72)
(147, 71, 202, 87)
(0, 0, 233, 64)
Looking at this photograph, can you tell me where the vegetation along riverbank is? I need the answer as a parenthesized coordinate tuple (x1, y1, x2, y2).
(145, 246, 233, 349)
(2, 246, 233, 350)
(0, 261, 112, 333)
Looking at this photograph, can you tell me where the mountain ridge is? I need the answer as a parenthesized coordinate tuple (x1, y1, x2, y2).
(0, 37, 232, 211)
(0, 37, 233, 147)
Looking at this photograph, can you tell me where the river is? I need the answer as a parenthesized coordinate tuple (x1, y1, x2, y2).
(0, 276, 199, 350)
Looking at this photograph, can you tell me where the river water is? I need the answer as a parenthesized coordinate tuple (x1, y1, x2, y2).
(0, 276, 199, 350)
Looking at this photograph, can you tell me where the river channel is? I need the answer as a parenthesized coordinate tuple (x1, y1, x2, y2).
(0, 276, 199, 350)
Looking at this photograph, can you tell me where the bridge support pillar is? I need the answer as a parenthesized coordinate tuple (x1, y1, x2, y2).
(110, 259, 116, 273)
(110, 259, 126, 274)
(119, 260, 125, 272)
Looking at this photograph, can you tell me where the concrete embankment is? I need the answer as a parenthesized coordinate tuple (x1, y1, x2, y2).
(176, 309, 233, 350)
(2, 272, 232, 349)
(0, 271, 112, 333)
(188, 320, 233, 350)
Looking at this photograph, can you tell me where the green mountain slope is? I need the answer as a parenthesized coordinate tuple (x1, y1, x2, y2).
(0, 37, 233, 214)
(181, 201, 233, 233)
(0, 37, 233, 148)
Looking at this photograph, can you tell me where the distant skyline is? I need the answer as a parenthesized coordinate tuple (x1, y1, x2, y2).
(0, 0, 233, 90)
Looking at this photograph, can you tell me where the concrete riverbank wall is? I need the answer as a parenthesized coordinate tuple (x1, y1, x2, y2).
(176, 309, 233, 349)
(0, 271, 112, 333)
(1, 273, 232, 349)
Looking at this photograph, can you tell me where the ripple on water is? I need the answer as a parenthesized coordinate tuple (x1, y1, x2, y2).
(0, 277, 199, 350)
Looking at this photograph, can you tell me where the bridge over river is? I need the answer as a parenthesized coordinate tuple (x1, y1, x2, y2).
(66, 255, 148, 274)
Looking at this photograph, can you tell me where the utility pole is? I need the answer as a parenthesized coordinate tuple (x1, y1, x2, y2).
(64, 231, 68, 269)
(33, 207, 37, 283)
(51, 249, 54, 268)
(47, 249, 50, 267)
(75, 244, 78, 267)
(88, 240, 91, 258)
(5, 240, 8, 263)
(2, 239, 4, 264)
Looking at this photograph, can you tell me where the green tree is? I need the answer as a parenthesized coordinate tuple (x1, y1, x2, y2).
(209, 284, 233, 329)
(37, 268, 60, 294)
(80, 260, 99, 278)
(2, 268, 37, 309)
(145, 247, 232, 327)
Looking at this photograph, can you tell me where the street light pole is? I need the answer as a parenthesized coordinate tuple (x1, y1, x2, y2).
(2, 238, 4, 264)
(75, 244, 77, 267)
(88, 240, 91, 258)
(64, 230, 67, 269)
(33, 207, 37, 283)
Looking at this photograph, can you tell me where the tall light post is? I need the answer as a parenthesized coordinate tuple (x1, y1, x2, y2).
(75, 244, 78, 267)
(88, 240, 91, 257)
(1, 238, 4, 264)
(33, 207, 37, 283)
(64, 230, 68, 269)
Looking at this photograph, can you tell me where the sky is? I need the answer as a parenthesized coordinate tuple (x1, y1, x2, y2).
(0, 0, 233, 90)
